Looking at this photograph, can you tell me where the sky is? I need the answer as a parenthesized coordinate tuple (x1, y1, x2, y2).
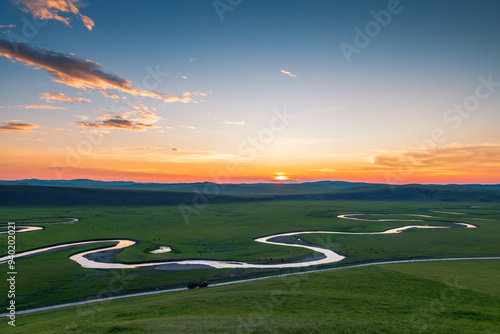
(0, 0, 499, 184)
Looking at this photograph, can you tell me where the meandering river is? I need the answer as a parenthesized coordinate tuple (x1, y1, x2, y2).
(0, 211, 478, 270)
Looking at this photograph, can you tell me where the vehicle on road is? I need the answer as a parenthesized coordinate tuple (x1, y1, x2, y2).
(187, 281, 208, 289)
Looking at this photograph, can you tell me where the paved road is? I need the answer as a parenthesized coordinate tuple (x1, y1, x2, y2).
(2, 256, 499, 318)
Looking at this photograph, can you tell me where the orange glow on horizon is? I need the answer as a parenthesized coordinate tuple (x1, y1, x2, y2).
(1, 145, 499, 185)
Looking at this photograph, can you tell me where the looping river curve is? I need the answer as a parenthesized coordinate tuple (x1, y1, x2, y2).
(0, 211, 479, 270)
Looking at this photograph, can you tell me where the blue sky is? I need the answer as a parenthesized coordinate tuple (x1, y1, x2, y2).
(0, 0, 499, 183)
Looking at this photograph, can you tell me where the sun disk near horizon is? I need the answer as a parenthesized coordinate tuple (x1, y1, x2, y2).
(274, 173, 288, 181)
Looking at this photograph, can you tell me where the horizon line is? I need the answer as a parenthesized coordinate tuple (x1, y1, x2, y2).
(0, 178, 498, 186)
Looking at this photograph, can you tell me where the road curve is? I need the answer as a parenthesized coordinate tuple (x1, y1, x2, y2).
(1, 256, 499, 318)
(0, 211, 496, 317)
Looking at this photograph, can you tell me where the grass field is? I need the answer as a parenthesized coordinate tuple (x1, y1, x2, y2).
(1, 200, 499, 313)
(5, 260, 500, 333)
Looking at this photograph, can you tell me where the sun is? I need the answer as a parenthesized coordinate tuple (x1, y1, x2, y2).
(274, 173, 289, 181)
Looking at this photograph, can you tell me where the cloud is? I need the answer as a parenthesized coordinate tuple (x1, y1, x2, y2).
(19, 135, 44, 141)
(40, 92, 91, 104)
(163, 91, 195, 103)
(131, 102, 162, 124)
(12, 0, 94, 30)
(93, 148, 237, 163)
(76, 102, 163, 132)
(373, 144, 500, 170)
(306, 145, 500, 178)
(307, 166, 390, 173)
(96, 89, 119, 99)
(307, 167, 338, 173)
(0, 24, 15, 34)
(76, 117, 160, 132)
(280, 70, 297, 78)
(1, 104, 66, 109)
(0, 121, 39, 132)
(181, 76, 187, 79)
(167, 151, 239, 162)
(14, 104, 66, 110)
(126, 146, 163, 151)
(176, 125, 196, 130)
(47, 127, 72, 131)
(223, 120, 246, 125)
(0, 39, 198, 103)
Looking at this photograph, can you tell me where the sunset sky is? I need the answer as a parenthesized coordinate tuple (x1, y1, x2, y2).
(1, 0, 499, 184)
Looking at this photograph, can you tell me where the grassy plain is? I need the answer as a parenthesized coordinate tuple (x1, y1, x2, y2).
(0, 200, 499, 312)
(6, 260, 500, 333)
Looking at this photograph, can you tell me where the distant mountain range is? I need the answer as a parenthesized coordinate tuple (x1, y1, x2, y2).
(0, 179, 499, 206)
(1, 178, 500, 194)
(0, 179, 386, 195)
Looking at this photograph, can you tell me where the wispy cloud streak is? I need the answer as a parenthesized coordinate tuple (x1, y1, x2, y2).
(12, 0, 94, 30)
(76, 102, 163, 132)
(0, 39, 197, 103)
(0, 121, 39, 132)
(40, 92, 90, 103)
(19, 135, 44, 141)
(15, 104, 66, 109)
(76, 117, 159, 132)
(0, 24, 16, 32)
(223, 120, 246, 125)
(373, 144, 500, 169)
(280, 69, 297, 77)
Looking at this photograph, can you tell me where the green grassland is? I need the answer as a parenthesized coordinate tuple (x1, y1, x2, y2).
(6, 260, 500, 333)
(1, 200, 499, 312)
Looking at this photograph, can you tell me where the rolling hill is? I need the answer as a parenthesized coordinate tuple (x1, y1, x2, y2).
(1, 182, 499, 206)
